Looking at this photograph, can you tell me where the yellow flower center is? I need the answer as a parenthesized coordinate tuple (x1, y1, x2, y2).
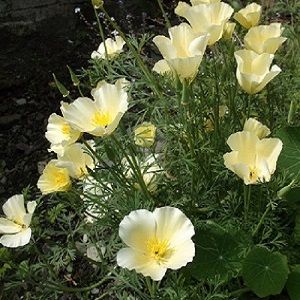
(61, 124, 71, 135)
(249, 167, 259, 182)
(147, 237, 171, 262)
(91, 111, 112, 127)
(55, 171, 69, 186)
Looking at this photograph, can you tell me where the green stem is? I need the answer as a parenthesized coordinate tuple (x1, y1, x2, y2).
(156, 0, 171, 28)
(110, 135, 152, 202)
(243, 184, 251, 221)
(100, 7, 162, 98)
(252, 205, 271, 238)
(93, 7, 109, 59)
(46, 275, 112, 293)
(145, 277, 157, 299)
(229, 287, 251, 297)
(77, 85, 84, 97)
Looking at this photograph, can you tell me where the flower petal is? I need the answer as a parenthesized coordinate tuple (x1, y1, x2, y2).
(0, 228, 31, 248)
(0, 218, 22, 234)
(2, 194, 26, 222)
(165, 239, 195, 269)
(117, 247, 167, 281)
(153, 206, 195, 248)
(119, 209, 156, 251)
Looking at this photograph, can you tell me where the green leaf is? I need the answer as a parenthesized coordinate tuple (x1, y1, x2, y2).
(242, 247, 289, 298)
(286, 265, 300, 300)
(276, 127, 300, 177)
(189, 222, 244, 280)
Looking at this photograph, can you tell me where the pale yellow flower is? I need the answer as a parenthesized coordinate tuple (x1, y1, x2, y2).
(223, 22, 236, 40)
(56, 143, 95, 180)
(244, 23, 287, 54)
(45, 113, 81, 156)
(234, 3, 261, 29)
(243, 118, 270, 139)
(37, 160, 71, 194)
(175, 2, 234, 45)
(234, 49, 281, 94)
(223, 131, 282, 184)
(123, 155, 163, 193)
(153, 23, 209, 82)
(61, 79, 129, 136)
(134, 122, 156, 148)
(0, 194, 36, 248)
(91, 36, 125, 59)
(117, 206, 195, 281)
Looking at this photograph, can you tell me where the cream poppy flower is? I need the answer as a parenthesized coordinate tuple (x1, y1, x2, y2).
(117, 206, 195, 281)
(61, 79, 129, 136)
(134, 122, 156, 148)
(45, 113, 81, 156)
(223, 131, 282, 184)
(123, 154, 163, 193)
(91, 36, 125, 59)
(234, 49, 281, 94)
(55, 143, 95, 180)
(244, 23, 287, 54)
(243, 118, 270, 139)
(175, 2, 234, 45)
(234, 3, 261, 29)
(153, 23, 209, 82)
(0, 195, 36, 248)
(37, 160, 71, 194)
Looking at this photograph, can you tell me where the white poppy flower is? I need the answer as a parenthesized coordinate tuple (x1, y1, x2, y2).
(175, 2, 234, 45)
(234, 3, 262, 29)
(153, 23, 209, 82)
(45, 113, 81, 156)
(91, 36, 125, 59)
(244, 23, 287, 54)
(234, 49, 281, 94)
(0, 195, 36, 248)
(223, 131, 282, 185)
(37, 160, 71, 195)
(117, 206, 195, 281)
(55, 143, 95, 180)
(61, 79, 129, 136)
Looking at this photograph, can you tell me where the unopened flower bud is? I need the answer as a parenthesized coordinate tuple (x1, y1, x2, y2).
(134, 122, 156, 148)
(52, 74, 70, 98)
(67, 65, 80, 86)
(92, 0, 103, 9)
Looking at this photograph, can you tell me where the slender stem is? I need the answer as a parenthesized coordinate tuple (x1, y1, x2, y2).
(156, 0, 171, 28)
(110, 135, 152, 201)
(46, 274, 112, 293)
(77, 85, 84, 97)
(243, 184, 251, 221)
(100, 7, 162, 98)
(252, 205, 271, 238)
(145, 277, 157, 299)
(93, 7, 108, 59)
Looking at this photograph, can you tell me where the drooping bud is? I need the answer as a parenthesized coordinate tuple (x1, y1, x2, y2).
(67, 65, 80, 86)
(52, 74, 70, 98)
